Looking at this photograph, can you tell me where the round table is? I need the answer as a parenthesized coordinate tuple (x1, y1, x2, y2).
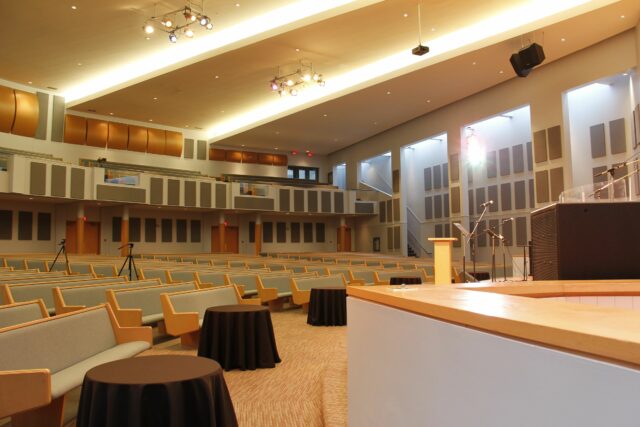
(197, 304, 281, 371)
(76, 355, 237, 427)
(307, 287, 347, 326)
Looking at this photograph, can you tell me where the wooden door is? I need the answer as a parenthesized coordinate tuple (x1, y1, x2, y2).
(65, 221, 100, 254)
(225, 226, 239, 253)
(337, 227, 352, 252)
(211, 226, 220, 253)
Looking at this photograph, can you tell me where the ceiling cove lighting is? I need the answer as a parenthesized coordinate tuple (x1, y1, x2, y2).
(143, 1, 213, 44)
(63, 0, 374, 104)
(269, 60, 325, 97)
(207, 0, 603, 140)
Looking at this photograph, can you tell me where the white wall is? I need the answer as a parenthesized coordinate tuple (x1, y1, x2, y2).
(0, 201, 57, 253)
(360, 153, 392, 195)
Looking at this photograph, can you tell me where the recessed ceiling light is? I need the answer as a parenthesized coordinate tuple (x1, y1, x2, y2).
(214, 75, 219, 79)
(185, 125, 190, 127)
(386, 91, 391, 95)
(427, 99, 431, 103)
(333, 138, 338, 142)
(236, 3, 240, 6)
(472, 61, 477, 65)
(220, 110, 225, 113)
(77, 63, 82, 66)
(275, 131, 280, 135)
(323, 114, 327, 117)
(560, 38, 566, 42)
(431, 27, 436, 31)
(27, 81, 32, 85)
(403, 13, 408, 17)
(145, 37, 151, 40)
(620, 15, 625, 19)
(109, 112, 114, 115)
(71, 5, 77, 10)
(373, 121, 377, 125)
(241, 144, 245, 147)
(148, 119, 153, 122)
(274, 147, 278, 150)
(295, 48, 300, 52)
(499, 70, 504, 74)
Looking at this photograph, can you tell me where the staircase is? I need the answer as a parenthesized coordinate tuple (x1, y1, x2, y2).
(407, 244, 417, 258)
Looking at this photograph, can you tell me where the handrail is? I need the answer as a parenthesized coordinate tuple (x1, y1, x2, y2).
(358, 180, 392, 197)
(360, 166, 393, 196)
(406, 207, 432, 257)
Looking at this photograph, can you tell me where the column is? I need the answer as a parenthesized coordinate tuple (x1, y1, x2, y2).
(120, 205, 129, 256)
(339, 217, 347, 252)
(255, 214, 262, 255)
(76, 203, 85, 255)
(218, 213, 225, 253)
(428, 237, 458, 285)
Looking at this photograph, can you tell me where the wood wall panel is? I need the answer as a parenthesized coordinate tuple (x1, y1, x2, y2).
(64, 115, 87, 145)
(209, 148, 226, 161)
(147, 128, 166, 155)
(86, 119, 108, 147)
(226, 150, 242, 163)
(0, 86, 16, 133)
(258, 153, 274, 165)
(128, 126, 148, 152)
(107, 122, 128, 150)
(242, 151, 258, 163)
(273, 154, 287, 166)
(13, 90, 39, 137)
(165, 131, 183, 157)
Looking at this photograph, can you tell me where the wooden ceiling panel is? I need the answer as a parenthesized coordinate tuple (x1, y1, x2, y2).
(86, 119, 108, 147)
(128, 125, 148, 152)
(147, 128, 166, 155)
(12, 90, 39, 138)
(107, 122, 128, 150)
(0, 86, 15, 133)
(63, 115, 87, 145)
(165, 131, 183, 157)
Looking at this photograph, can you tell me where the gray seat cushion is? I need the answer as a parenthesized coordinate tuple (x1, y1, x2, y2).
(141, 313, 164, 325)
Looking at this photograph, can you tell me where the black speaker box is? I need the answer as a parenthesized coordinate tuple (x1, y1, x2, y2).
(510, 43, 545, 77)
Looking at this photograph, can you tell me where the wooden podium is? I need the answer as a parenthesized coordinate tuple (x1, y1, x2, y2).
(428, 237, 457, 285)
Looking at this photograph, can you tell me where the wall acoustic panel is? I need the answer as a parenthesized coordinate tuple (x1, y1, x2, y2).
(425, 196, 433, 220)
(112, 217, 122, 242)
(144, 218, 156, 242)
(533, 130, 547, 163)
(489, 219, 499, 243)
(226, 150, 242, 163)
(393, 198, 400, 221)
(334, 192, 344, 213)
(70, 168, 85, 199)
(0, 210, 12, 239)
(215, 183, 227, 208)
(85, 119, 108, 148)
(35, 92, 48, 140)
(291, 222, 300, 243)
(107, 122, 128, 150)
(273, 154, 288, 166)
(197, 140, 207, 160)
(450, 186, 460, 214)
(449, 154, 460, 182)
(51, 95, 65, 142)
(165, 131, 183, 157)
(433, 165, 442, 189)
(129, 218, 141, 242)
(488, 185, 499, 212)
(184, 139, 194, 159)
(128, 126, 148, 152)
(209, 148, 226, 161)
(528, 179, 535, 208)
(424, 167, 432, 191)
(535, 170, 550, 204)
(0, 85, 15, 133)
(96, 185, 145, 203)
(502, 220, 513, 246)
(321, 191, 332, 213)
(392, 169, 400, 193)
(150, 178, 163, 205)
(147, 128, 166, 155)
(176, 219, 187, 242)
(190, 220, 201, 243)
(475, 187, 486, 211)
(234, 197, 275, 210)
(18, 211, 32, 240)
(12, 90, 39, 137)
(512, 144, 525, 174)
(434, 195, 442, 218)
(184, 181, 196, 207)
(435, 224, 443, 238)
(258, 153, 275, 165)
(468, 189, 475, 216)
(476, 220, 487, 247)
(161, 219, 172, 242)
(242, 151, 258, 163)
(308, 191, 318, 212)
(200, 182, 212, 208)
(500, 183, 512, 211)
(589, 123, 606, 158)
(514, 181, 526, 210)
(316, 223, 325, 243)
(167, 179, 180, 205)
(592, 166, 609, 199)
(443, 193, 450, 218)
(64, 115, 87, 145)
(294, 190, 304, 212)
(386, 199, 392, 222)
(379, 201, 386, 222)
(30, 162, 46, 195)
(515, 216, 528, 246)
(355, 202, 374, 214)
(393, 226, 401, 250)
(303, 222, 313, 243)
(486, 151, 497, 178)
(499, 148, 510, 176)
(442, 163, 449, 188)
(549, 167, 564, 202)
(276, 222, 286, 243)
(387, 227, 393, 250)
(609, 118, 626, 155)
(37, 212, 51, 241)
(547, 125, 563, 160)
(279, 189, 290, 211)
(51, 165, 66, 197)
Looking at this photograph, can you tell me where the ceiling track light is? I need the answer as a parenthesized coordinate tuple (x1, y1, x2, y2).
(412, 3, 430, 56)
(143, 1, 212, 43)
(269, 59, 326, 97)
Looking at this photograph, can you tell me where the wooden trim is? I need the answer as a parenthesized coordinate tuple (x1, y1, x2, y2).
(0, 369, 51, 419)
(105, 303, 152, 345)
(0, 299, 49, 318)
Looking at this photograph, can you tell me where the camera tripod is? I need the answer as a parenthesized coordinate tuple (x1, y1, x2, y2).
(118, 243, 138, 280)
(50, 239, 70, 273)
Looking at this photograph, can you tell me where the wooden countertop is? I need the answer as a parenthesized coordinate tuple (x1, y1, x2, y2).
(347, 285, 640, 367)
(456, 280, 640, 297)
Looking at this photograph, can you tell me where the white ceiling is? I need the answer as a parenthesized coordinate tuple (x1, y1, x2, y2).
(1, 0, 638, 155)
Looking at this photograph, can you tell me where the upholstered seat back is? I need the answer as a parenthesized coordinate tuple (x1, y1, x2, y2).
(169, 287, 238, 319)
(8, 277, 127, 307)
(60, 279, 158, 308)
(92, 264, 118, 277)
(25, 259, 48, 272)
(294, 275, 345, 291)
(351, 270, 377, 284)
(226, 274, 258, 293)
(141, 269, 168, 283)
(197, 272, 227, 286)
(114, 282, 196, 317)
(0, 301, 46, 328)
(169, 270, 197, 283)
(5, 259, 26, 270)
(69, 263, 92, 274)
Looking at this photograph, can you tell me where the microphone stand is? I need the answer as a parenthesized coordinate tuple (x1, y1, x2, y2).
(467, 202, 491, 279)
(118, 243, 138, 281)
(50, 239, 69, 273)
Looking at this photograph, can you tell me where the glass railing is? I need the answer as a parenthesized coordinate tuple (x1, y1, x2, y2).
(104, 169, 140, 186)
(559, 181, 629, 203)
(239, 182, 269, 196)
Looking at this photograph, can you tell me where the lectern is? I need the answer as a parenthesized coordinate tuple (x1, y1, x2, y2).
(428, 237, 457, 285)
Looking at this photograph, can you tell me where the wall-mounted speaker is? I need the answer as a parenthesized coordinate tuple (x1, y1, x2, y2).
(510, 43, 545, 77)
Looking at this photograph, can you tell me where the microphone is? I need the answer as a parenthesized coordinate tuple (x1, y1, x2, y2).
(501, 217, 514, 224)
(480, 200, 493, 208)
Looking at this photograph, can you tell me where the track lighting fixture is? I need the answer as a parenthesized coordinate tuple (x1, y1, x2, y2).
(169, 32, 178, 43)
(144, 1, 212, 43)
(269, 59, 326, 97)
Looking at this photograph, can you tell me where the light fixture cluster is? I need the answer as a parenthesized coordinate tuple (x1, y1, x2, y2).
(269, 60, 325, 97)
(143, 1, 213, 43)
(291, 150, 314, 157)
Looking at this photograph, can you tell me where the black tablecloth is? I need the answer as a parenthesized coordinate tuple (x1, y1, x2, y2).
(76, 355, 237, 427)
(307, 287, 347, 326)
(389, 277, 422, 285)
(469, 272, 491, 281)
(197, 304, 281, 371)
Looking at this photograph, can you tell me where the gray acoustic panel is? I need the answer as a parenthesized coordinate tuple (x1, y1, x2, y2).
(190, 220, 201, 243)
(355, 202, 374, 214)
(500, 183, 512, 211)
(435, 224, 443, 238)
(150, 178, 163, 205)
(609, 118, 626, 155)
(590, 123, 606, 158)
(392, 169, 400, 193)
(70, 168, 85, 199)
(176, 219, 187, 242)
(502, 220, 513, 246)
(425, 196, 433, 220)
(316, 223, 325, 243)
(308, 190, 318, 212)
(0, 210, 11, 239)
(215, 183, 227, 208)
(51, 95, 65, 143)
(35, 92, 49, 140)
(443, 193, 450, 218)
(50, 165, 66, 197)
(263, 222, 273, 243)
(449, 154, 460, 182)
(321, 191, 332, 213)
(514, 181, 526, 209)
(476, 220, 487, 247)
(499, 148, 510, 176)
(393, 198, 400, 222)
(130, 218, 141, 242)
(444, 223, 450, 238)
(450, 187, 460, 214)
(197, 140, 207, 160)
(386, 199, 392, 222)
(547, 125, 563, 160)
(276, 222, 286, 243)
(379, 201, 386, 222)
(526, 142, 533, 171)
(294, 190, 304, 212)
(30, 162, 46, 196)
(528, 179, 535, 208)
(234, 197, 275, 210)
(303, 222, 313, 243)
(424, 167, 432, 191)
(393, 226, 400, 250)
(468, 189, 475, 216)
(433, 165, 442, 189)
(452, 222, 461, 248)
(334, 192, 344, 213)
(535, 170, 550, 203)
(512, 144, 525, 174)
(387, 227, 393, 250)
(533, 130, 548, 163)
(612, 163, 629, 198)
(486, 151, 497, 178)
(489, 219, 499, 243)
(434, 194, 442, 219)
(291, 222, 300, 243)
(18, 211, 32, 240)
(184, 181, 196, 207)
(184, 139, 194, 159)
(442, 163, 449, 188)
(161, 218, 172, 242)
(515, 217, 528, 246)
(96, 185, 145, 203)
(475, 187, 486, 212)
(592, 166, 609, 199)
(167, 179, 180, 206)
(549, 167, 564, 202)
(467, 164, 473, 184)
(279, 189, 290, 211)
(144, 218, 156, 242)
(200, 182, 212, 208)
(37, 212, 51, 241)
(488, 185, 499, 212)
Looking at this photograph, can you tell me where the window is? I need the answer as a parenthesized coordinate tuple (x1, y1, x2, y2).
(309, 169, 317, 181)
(287, 166, 320, 182)
(297, 169, 306, 180)
(287, 169, 294, 179)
